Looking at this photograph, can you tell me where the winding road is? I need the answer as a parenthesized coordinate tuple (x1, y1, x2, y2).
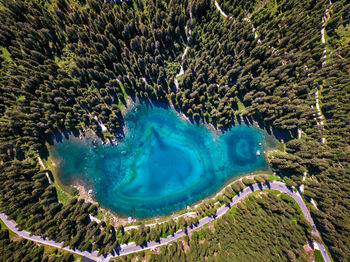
(7, 3, 332, 261)
(0, 181, 331, 262)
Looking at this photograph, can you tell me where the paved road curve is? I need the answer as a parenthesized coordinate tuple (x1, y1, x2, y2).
(0, 181, 331, 262)
(0, 213, 100, 260)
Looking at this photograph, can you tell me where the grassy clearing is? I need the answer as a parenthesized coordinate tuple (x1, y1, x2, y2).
(268, 175, 282, 181)
(0, 47, 12, 63)
(314, 250, 325, 262)
(334, 24, 350, 48)
(177, 73, 185, 85)
(0, 2, 6, 10)
(42, 0, 56, 11)
(16, 95, 25, 101)
(227, 206, 237, 216)
(0, 219, 17, 238)
(237, 99, 246, 111)
(132, 1, 139, 13)
(275, 140, 286, 152)
(56, 187, 73, 205)
(0, 46, 14, 77)
(300, 132, 308, 140)
(42, 155, 73, 205)
(118, 81, 128, 101)
(43, 245, 82, 261)
(54, 44, 75, 71)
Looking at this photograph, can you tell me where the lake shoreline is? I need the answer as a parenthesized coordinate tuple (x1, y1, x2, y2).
(45, 101, 276, 220)
(48, 141, 274, 224)
(48, 151, 275, 227)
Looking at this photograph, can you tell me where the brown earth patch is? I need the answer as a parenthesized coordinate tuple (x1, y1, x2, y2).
(303, 243, 314, 261)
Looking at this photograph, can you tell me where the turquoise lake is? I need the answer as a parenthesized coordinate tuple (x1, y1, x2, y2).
(51, 103, 269, 218)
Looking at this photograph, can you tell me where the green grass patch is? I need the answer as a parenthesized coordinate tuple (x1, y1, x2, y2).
(237, 100, 245, 111)
(96, 210, 105, 220)
(197, 229, 205, 240)
(54, 44, 75, 70)
(132, 1, 139, 13)
(0, 47, 12, 63)
(262, 189, 280, 195)
(300, 132, 308, 140)
(227, 206, 237, 217)
(43, 244, 82, 261)
(16, 95, 25, 101)
(56, 186, 72, 205)
(0, 46, 13, 77)
(118, 82, 128, 100)
(15, 215, 22, 223)
(0, 2, 6, 10)
(177, 208, 195, 216)
(291, 216, 298, 224)
(268, 175, 283, 181)
(42, 0, 56, 11)
(276, 141, 286, 152)
(54, 55, 74, 70)
(314, 250, 325, 262)
(177, 74, 185, 85)
(334, 24, 350, 47)
(42, 155, 73, 205)
(0, 219, 17, 237)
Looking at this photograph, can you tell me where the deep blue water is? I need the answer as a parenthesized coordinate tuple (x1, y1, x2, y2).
(51, 103, 269, 218)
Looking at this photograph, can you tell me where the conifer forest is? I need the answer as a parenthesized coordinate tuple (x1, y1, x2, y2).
(0, 0, 349, 261)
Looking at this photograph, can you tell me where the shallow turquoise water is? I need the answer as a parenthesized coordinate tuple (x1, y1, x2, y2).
(51, 103, 269, 218)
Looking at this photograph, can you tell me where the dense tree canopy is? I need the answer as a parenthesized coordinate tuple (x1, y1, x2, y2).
(116, 192, 313, 262)
(0, 222, 75, 261)
(0, 0, 349, 260)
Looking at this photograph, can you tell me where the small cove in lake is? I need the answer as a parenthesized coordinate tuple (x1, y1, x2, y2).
(51, 102, 273, 218)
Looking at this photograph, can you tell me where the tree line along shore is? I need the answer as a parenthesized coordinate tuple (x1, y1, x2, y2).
(0, 0, 349, 260)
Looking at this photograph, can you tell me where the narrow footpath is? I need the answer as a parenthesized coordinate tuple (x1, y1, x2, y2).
(37, 154, 51, 184)
(214, 0, 228, 18)
(214, 0, 328, 145)
(214, 1, 262, 43)
(174, 11, 192, 90)
(214, 1, 287, 57)
(0, 181, 331, 262)
(314, 0, 332, 144)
